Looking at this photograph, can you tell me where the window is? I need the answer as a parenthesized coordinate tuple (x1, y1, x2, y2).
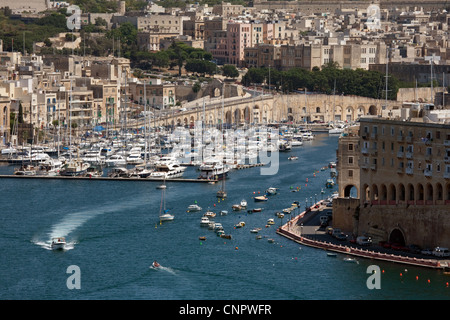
(348, 143, 353, 151)
(348, 156, 354, 164)
(348, 170, 353, 177)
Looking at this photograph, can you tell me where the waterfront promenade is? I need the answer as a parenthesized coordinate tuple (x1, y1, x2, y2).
(276, 201, 448, 270)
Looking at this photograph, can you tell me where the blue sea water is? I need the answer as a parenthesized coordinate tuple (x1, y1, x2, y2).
(0, 133, 449, 300)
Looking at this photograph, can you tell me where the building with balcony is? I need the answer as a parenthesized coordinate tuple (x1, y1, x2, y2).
(356, 117, 450, 248)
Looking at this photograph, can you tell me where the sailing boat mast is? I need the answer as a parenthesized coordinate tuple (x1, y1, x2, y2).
(217, 82, 227, 198)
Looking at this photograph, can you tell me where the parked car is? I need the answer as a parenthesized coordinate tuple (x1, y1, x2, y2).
(331, 228, 342, 238)
(356, 236, 372, 246)
(433, 247, 450, 257)
(335, 233, 347, 241)
(408, 244, 421, 254)
(421, 248, 433, 256)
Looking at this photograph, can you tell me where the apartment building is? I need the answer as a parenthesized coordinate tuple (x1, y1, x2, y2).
(278, 42, 387, 71)
(244, 44, 281, 69)
(357, 117, 450, 247)
(128, 79, 177, 110)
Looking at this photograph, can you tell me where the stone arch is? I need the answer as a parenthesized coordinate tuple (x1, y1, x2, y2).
(372, 184, 379, 201)
(357, 106, 365, 118)
(176, 118, 182, 126)
(244, 106, 251, 123)
(368, 105, 377, 115)
(234, 108, 242, 124)
(398, 183, 406, 202)
(407, 183, 415, 202)
(389, 228, 406, 246)
(380, 184, 387, 201)
(183, 117, 188, 126)
(388, 183, 396, 202)
(436, 182, 443, 201)
(190, 116, 195, 127)
(417, 183, 424, 202)
(345, 106, 354, 122)
(426, 183, 433, 202)
(344, 184, 358, 198)
(362, 183, 370, 203)
(225, 111, 232, 125)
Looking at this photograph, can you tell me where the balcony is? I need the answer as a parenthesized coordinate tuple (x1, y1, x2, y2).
(397, 167, 404, 174)
(424, 169, 432, 177)
(370, 164, 377, 171)
(444, 172, 450, 179)
(406, 152, 413, 159)
(361, 147, 369, 155)
(406, 167, 414, 175)
(396, 151, 404, 158)
(444, 140, 450, 146)
(397, 135, 404, 142)
(406, 136, 413, 143)
(445, 156, 450, 163)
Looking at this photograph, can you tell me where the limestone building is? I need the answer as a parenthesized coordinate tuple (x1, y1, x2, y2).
(336, 117, 450, 249)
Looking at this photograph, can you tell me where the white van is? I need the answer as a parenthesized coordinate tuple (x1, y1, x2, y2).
(432, 247, 450, 257)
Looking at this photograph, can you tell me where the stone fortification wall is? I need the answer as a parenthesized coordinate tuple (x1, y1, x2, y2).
(358, 205, 450, 249)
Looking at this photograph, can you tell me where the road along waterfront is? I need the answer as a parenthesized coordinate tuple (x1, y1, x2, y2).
(276, 201, 449, 270)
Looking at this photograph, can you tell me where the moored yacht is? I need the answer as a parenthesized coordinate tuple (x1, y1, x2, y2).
(59, 159, 90, 176)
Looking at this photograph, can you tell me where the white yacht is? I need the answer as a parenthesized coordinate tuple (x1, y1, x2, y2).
(198, 159, 229, 180)
(150, 157, 186, 179)
(105, 154, 127, 167)
(126, 153, 144, 165)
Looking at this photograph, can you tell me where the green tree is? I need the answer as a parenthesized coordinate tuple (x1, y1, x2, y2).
(222, 65, 239, 78)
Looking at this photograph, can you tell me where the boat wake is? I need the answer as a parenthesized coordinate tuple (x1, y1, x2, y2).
(149, 265, 177, 275)
(32, 239, 76, 251)
(35, 200, 148, 250)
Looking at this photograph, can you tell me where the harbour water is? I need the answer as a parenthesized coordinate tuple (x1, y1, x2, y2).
(1, 133, 449, 300)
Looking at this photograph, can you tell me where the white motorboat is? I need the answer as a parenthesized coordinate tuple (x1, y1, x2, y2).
(198, 159, 229, 180)
(36, 158, 63, 176)
(265, 187, 278, 195)
(187, 204, 202, 212)
(267, 218, 275, 225)
(150, 160, 186, 179)
(200, 216, 210, 226)
(126, 153, 144, 165)
(240, 199, 247, 208)
(82, 149, 105, 166)
(105, 154, 127, 167)
(59, 159, 90, 176)
(51, 237, 66, 250)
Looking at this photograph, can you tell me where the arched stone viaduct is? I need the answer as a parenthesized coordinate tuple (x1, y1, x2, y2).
(152, 93, 399, 127)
